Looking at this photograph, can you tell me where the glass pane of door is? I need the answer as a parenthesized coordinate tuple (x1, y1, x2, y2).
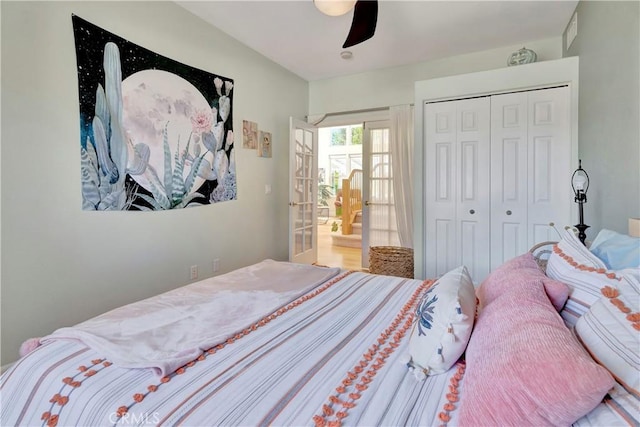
(289, 118, 317, 264)
(369, 129, 399, 247)
(363, 121, 400, 268)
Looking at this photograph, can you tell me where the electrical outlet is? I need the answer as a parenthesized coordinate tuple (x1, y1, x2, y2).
(212, 258, 220, 273)
(190, 265, 198, 280)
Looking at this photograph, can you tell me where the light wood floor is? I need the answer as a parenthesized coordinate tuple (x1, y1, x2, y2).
(316, 221, 364, 271)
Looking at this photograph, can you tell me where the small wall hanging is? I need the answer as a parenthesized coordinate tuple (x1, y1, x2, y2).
(242, 120, 258, 149)
(259, 131, 272, 158)
(73, 15, 236, 211)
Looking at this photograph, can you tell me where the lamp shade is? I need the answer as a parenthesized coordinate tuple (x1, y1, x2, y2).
(314, 0, 357, 16)
(571, 160, 590, 245)
(571, 159, 589, 199)
(629, 218, 640, 238)
(573, 174, 587, 191)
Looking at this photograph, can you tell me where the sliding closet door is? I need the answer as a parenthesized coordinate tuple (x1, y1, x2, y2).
(425, 97, 490, 280)
(527, 86, 571, 245)
(490, 92, 529, 269)
(425, 101, 457, 278)
(490, 87, 571, 269)
(455, 98, 491, 281)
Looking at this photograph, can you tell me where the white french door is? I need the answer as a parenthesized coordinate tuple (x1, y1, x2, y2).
(362, 120, 400, 268)
(289, 118, 318, 264)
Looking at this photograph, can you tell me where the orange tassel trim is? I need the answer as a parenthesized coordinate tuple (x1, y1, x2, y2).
(312, 279, 434, 426)
(49, 394, 69, 406)
(554, 246, 621, 281)
(437, 362, 466, 427)
(46, 414, 59, 427)
(446, 393, 459, 403)
(600, 286, 640, 327)
(626, 313, 640, 322)
(551, 248, 640, 326)
(114, 271, 356, 420)
(46, 357, 112, 423)
(439, 412, 451, 422)
(313, 415, 326, 427)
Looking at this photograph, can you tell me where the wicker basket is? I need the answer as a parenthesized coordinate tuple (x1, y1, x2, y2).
(369, 246, 414, 278)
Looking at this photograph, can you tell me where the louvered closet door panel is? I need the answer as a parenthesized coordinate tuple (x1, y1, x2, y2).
(455, 97, 491, 282)
(425, 102, 458, 278)
(490, 92, 529, 270)
(527, 86, 571, 244)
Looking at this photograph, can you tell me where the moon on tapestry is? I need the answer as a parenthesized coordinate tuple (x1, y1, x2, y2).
(121, 70, 212, 194)
(73, 15, 236, 211)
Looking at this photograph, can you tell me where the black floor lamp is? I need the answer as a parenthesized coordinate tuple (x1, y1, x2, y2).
(571, 160, 590, 245)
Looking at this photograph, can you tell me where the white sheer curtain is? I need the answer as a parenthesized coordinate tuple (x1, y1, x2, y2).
(389, 105, 414, 248)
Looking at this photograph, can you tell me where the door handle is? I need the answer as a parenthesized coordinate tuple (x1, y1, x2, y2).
(365, 200, 370, 206)
(289, 202, 298, 207)
(506, 210, 512, 216)
(469, 209, 475, 215)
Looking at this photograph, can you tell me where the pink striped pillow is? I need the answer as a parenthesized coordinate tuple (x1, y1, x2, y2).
(546, 229, 616, 326)
(459, 257, 614, 425)
(575, 272, 640, 397)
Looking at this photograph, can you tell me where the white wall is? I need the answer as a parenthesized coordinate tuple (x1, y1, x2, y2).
(0, 1, 308, 365)
(563, 1, 640, 236)
(309, 37, 562, 115)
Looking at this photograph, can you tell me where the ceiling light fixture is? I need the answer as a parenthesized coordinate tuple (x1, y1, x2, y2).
(314, 0, 357, 17)
(340, 50, 353, 60)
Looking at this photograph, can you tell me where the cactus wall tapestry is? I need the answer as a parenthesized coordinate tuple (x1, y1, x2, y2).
(73, 15, 236, 211)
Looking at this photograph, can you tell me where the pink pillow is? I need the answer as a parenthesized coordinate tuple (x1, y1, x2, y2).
(478, 253, 569, 311)
(542, 277, 571, 312)
(459, 262, 614, 425)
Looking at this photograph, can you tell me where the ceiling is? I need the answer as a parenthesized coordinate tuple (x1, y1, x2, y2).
(176, 1, 578, 81)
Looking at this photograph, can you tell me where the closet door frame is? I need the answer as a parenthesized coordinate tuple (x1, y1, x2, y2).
(414, 57, 579, 279)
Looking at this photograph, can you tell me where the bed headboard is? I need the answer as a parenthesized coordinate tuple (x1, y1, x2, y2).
(529, 241, 558, 272)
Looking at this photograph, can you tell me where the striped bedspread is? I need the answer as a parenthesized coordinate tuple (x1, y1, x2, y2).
(0, 271, 462, 427)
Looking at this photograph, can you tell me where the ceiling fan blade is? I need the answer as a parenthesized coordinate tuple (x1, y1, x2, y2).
(342, 0, 378, 48)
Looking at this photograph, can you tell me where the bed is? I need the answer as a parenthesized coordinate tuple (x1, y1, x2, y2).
(1, 229, 638, 427)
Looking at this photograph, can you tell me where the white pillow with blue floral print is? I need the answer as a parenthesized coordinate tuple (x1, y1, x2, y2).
(406, 265, 476, 377)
